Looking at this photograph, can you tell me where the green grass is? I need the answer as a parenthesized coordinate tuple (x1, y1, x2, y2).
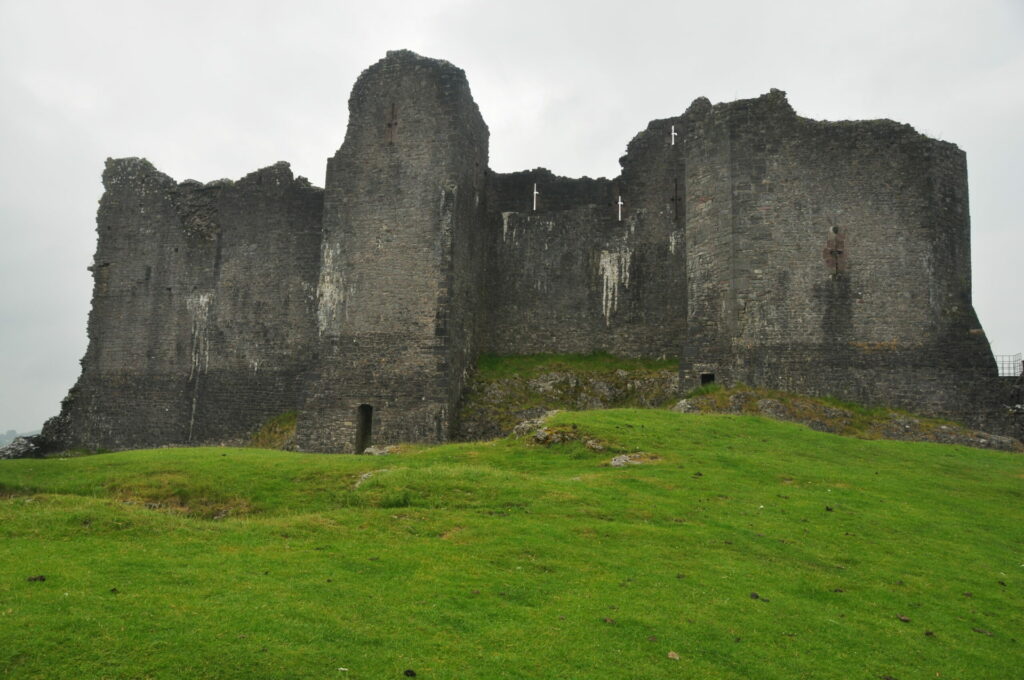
(684, 381, 724, 398)
(1, 409, 1022, 679)
(679, 383, 1007, 448)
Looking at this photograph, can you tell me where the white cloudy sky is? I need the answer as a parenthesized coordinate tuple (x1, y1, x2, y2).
(1, 0, 1022, 433)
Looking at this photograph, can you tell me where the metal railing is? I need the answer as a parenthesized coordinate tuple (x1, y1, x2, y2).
(995, 353, 1023, 377)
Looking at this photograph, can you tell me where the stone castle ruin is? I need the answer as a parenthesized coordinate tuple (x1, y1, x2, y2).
(40, 50, 1016, 453)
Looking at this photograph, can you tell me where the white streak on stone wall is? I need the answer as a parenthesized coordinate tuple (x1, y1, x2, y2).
(599, 248, 632, 326)
(317, 243, 346, 334)
(502, 212, 514, 242)
(669, 231, 679, 255)
(186, 291, 212, 442)
(186, 292, 212, 379)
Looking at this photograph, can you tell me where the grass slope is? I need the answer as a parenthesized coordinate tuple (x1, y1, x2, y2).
(1, 410, 1022, 679)
(679, 384, 1022, 451)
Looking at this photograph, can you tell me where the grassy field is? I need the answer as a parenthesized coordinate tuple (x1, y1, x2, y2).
(1, 409, 1021, 679)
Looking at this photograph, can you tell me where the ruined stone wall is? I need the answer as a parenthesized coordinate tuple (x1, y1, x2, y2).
(43, 51, 1009, 452)
(488, 169, 611, 214)
(679, 90, 997, 424)
(482, 126, 688, 360)
(186, 163, 323, 442)
(43, 159, 322, 450)
(296, 51, 488, 452)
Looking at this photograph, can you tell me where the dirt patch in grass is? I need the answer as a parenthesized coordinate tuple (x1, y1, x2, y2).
(607, 452, 661, 467)
(108, 473, 256, 519)
(115, 493, 255, 520)
(439, 526, 464, 540)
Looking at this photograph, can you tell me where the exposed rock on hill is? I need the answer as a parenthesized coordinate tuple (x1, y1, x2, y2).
(0, 436, 44, 460)
(673, 387, 1022, 452)
(457, 363, 678, 441)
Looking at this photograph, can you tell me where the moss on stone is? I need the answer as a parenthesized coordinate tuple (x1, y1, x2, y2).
(249, 411, 297, 450)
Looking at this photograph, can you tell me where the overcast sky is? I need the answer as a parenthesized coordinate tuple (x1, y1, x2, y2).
(1, 0, 1022, 433)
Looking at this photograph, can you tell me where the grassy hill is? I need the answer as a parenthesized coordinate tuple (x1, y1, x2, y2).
(1, 409, 1022, 679)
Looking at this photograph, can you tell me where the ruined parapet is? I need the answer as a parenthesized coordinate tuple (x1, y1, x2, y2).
(43, 159, 322, 451)
(487, 169, 612, 215)
(679, 90, 997, 425)
(295, 50, 489, 452)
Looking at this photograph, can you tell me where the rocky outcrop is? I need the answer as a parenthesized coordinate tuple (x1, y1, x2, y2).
(0, 436, 45, 460)
(458, 367, 678, 441)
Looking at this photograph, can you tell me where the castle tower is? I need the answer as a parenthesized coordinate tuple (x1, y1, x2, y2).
(296, 51, 489, 452)
(680, 90, 997, 420)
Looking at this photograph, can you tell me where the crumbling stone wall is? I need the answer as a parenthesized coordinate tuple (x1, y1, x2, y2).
(186, 163, 323, 443)
(43, 51, 1010, 453)
(43, 159, 322, 450)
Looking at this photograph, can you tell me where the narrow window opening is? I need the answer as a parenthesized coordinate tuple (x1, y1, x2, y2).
(700, 373, 716, 386)
(671, 177, 681, 221)
(355, 404, 373, 453)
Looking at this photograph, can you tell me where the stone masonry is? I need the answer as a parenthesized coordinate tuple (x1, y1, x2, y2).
(41, 50, 1013, 453)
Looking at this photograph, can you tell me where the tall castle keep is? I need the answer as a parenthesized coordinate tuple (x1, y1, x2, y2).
(42, 50, 1008, 453)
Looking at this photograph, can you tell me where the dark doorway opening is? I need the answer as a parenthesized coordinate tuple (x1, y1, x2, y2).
(700, 373, 716, 386)
(355, 404, 373, 453)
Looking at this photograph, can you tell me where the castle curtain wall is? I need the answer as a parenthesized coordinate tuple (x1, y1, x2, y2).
(187, 164, 323, 442)
(481, 151, 687, 360)
(54, 159, 203, 450)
